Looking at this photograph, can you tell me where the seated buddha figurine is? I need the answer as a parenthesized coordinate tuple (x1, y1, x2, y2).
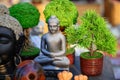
(34, 16, 70, 70)
(0, 4, 24, 80)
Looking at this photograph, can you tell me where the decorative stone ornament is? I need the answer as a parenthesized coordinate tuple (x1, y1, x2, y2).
(0, 4, 23, 40)
(0, 4, 23, 80)
(0, 15, 23, 40)
(15, 60, 45, 80)
(0, 4, 9, 15)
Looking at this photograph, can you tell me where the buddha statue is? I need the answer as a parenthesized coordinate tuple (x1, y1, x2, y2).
(30, 20, 44, 49)
(34, 16, 70, 71)
(0, 4, 24, 80)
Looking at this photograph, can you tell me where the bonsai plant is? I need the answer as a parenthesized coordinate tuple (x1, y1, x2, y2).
(9, 2, 40, 60)
(43, 0, 78, 31)
(66, 47, 75, 65)
(65, 10, 117, 76)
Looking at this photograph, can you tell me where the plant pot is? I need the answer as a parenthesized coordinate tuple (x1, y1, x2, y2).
(32, 0, 42, 3)
(80, 52, 103, 76)
(60, 27, 65, 32)
(66, 54, 75, 65)
(60, 26, 67, 35)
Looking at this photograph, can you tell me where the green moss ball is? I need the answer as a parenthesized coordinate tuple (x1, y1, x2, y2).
(9, 2, 40, 29)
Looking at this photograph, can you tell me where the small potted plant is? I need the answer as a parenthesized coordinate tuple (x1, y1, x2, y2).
(43, 0, 78, 32)
(9, 2, 40, 60)
(20, 47, 40, 60)
(66, 47, 75, 65)
(65, 10, 117, 76)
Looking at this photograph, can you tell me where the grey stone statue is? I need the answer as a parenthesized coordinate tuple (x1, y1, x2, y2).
(30, 20, 44, 49)
(34, 15, 70, 70)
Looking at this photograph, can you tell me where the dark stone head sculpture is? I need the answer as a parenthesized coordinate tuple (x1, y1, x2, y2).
(0, 4, 24, 80)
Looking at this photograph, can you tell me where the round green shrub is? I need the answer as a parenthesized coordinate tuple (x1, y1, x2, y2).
(9, 2, 40, 29)
(44, 0, 78, 27)
(21, 46, 40, 56)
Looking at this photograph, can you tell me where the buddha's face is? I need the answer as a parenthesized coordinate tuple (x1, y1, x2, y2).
(48, 22, 59, 34)
(0, 27, 15, 64)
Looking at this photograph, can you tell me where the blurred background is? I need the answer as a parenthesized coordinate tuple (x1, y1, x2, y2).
(0, 0, 120, 79)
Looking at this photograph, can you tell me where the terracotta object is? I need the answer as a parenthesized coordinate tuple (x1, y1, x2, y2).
(74, 74, 88, 80)
(66, 54, 74, 65)
(57, 71, 73, 80)
(15, 60, 45, 80)
(66, 47, 75, 65)
(60, 27, 65, 32)
(80, 55, 103, 76)
(32, 0, 42, 3)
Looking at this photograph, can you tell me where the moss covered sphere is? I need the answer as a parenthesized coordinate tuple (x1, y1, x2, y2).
(9, 2, 40, 29)
(44, 0, 78, 27)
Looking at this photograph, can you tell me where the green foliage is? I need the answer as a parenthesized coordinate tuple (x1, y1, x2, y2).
(44, 0, 78, 27)
(65, 10, 117, 56)
(21, 46, 40, 56)
(9, 2, 40, 29)
(66, 47, 74, 55)
(80, 52, 103, 59)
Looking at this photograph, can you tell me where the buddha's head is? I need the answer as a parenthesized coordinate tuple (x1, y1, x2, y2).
(48, 15, 60, 34)
(0, 26, 16, 64)
(0, 4, 23, 65)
